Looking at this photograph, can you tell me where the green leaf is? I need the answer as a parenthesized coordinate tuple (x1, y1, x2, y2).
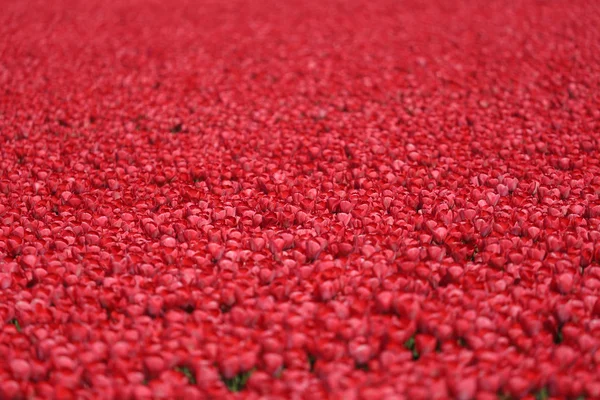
(308, 354, 317, 372)
(175, 366, 196, 385)
(356, 363, 369, 371)
(222, 368, 255, 392)
(554, 326, 564, 344)
(535, 387, 549, 400)
(11, 319, 21, 332)
(404, 335, 419, 360)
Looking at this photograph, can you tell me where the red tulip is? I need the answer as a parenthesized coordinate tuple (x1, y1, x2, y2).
(0, 0, 598, 397)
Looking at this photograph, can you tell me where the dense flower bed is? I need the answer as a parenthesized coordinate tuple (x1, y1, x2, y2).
(1, 0, 599, 398)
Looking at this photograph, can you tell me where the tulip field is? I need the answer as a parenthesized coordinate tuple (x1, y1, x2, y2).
(1, 0, 600, 398)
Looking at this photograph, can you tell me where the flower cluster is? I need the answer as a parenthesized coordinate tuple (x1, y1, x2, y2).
(1, 0, 599, 398)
